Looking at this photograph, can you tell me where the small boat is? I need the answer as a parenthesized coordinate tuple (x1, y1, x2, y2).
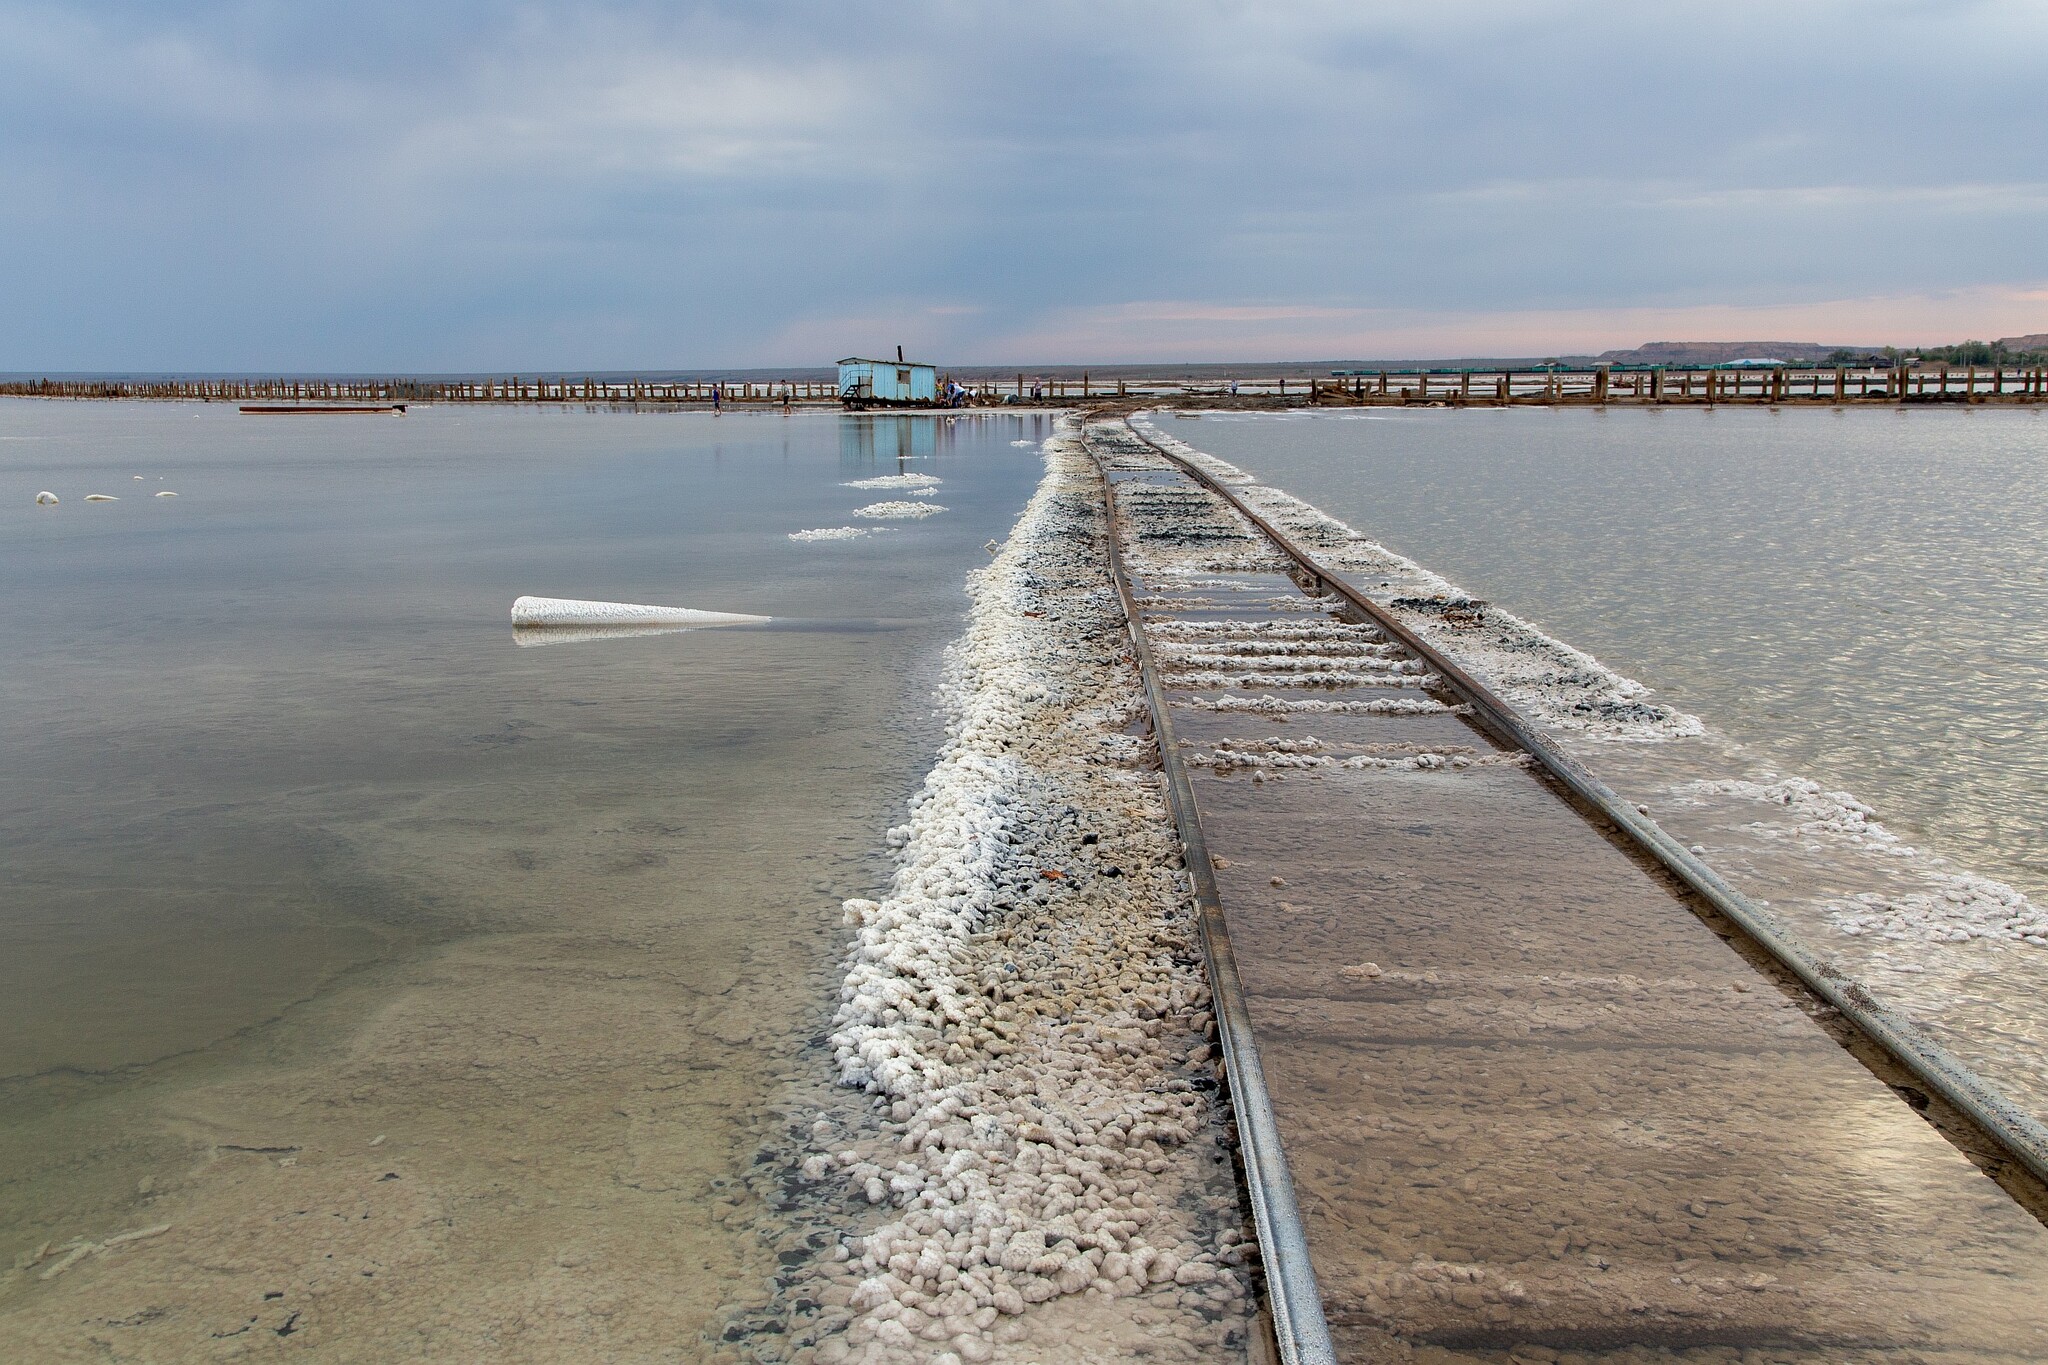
(239, 404, 407, 415)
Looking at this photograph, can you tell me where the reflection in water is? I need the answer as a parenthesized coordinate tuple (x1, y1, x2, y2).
(510, 623, 702, 647)
(837, 411, 940, 465)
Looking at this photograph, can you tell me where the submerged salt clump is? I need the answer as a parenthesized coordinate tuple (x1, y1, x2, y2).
(1827, 873, 2048, 946)
(1674, 777, 1904, 849)
(792, 526, 881, 542)
(1671, 778, 2048, 948)
(801, 422, 1254, 1363)
(854, 500, 948, 520)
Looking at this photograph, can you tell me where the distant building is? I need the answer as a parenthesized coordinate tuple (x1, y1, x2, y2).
(839, 354, 938, 408)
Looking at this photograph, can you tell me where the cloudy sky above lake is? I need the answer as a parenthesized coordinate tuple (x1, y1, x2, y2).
(3, 0, 2044, 369)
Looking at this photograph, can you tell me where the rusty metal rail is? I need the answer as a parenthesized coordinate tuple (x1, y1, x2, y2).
(1118, 415, 2048, 1200)
(1080, 432, 1337, 1365)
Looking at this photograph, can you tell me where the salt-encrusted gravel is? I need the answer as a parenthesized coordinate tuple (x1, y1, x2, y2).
(795, 424, 1257, 1364)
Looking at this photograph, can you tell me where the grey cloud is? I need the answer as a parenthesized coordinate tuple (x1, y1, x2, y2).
(1, 0, 2043, 367)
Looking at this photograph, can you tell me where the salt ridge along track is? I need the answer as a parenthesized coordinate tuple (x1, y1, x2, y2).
(1081, 415, 2048, 1362)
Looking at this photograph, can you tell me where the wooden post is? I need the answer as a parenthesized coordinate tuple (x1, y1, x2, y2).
(1593, 366, 1609, 404)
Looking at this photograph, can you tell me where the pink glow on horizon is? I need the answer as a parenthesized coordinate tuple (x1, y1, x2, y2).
(959, 285, 2048, 364)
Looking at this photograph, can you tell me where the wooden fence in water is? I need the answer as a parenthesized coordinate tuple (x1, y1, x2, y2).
(1299, 364, 2048, 406)
(0, 376, 843, 404)
(2, 366, 2045, 407)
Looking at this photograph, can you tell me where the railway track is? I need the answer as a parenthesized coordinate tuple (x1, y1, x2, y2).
(1080, 415, 2048, 1363)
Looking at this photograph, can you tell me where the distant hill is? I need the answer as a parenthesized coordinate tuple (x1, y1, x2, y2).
(1997, 333, 2048, 351)
(1591, 341, 1869, 365)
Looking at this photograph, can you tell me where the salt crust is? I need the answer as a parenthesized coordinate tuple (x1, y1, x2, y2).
(807, 425, 1252, 1363)
(1165, 669, 1431, 692)
(1188, 735, 1529, 774)
(1183, 693, 1452, 716)
(794, 526, 884, 542)
(1129, 415, 1703, 743)
(856, 501, 950, 520)
(846, 474, 944, 490)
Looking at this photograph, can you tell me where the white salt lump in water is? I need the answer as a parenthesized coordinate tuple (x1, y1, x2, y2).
(509, 595, 769, 628)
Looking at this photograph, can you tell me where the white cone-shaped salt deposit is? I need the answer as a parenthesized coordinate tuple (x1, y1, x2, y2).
(35, 491, 58, 505)
(510, 595, 769, 629)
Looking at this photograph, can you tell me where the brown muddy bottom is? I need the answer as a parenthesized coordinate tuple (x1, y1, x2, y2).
(1089, 422, 2048, 1363)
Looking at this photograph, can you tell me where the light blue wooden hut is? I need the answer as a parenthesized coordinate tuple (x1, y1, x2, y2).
(838, 353, 938, 408)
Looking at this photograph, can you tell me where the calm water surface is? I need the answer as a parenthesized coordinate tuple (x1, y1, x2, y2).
(0, 401, 1046, 1356)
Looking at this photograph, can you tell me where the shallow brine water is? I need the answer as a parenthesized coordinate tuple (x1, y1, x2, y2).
(0, 401, 1047, 1357)
(1155, 406, 2048, 1125)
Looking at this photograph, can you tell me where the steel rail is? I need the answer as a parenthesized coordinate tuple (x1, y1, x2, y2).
(1080, 433, 1338, 1365)
(1118, 415, 2048, 1194)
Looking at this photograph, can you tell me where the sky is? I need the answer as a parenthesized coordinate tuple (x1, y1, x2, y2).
(2, 0, 2045, 370)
